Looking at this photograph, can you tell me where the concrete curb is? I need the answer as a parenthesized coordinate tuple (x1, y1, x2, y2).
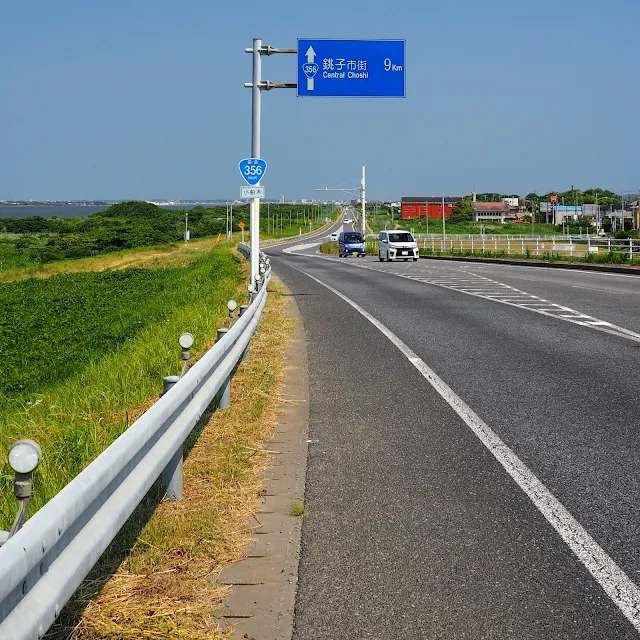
(419, 253, 640, 275)
(214, 281, 308, 640)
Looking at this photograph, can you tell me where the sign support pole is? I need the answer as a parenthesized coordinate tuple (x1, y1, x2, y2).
(250, 37, 262, 285)
(244, 40, 297, 282)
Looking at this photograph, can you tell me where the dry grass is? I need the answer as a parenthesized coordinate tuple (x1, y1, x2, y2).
(0, 237, 232, 284)
(46, 274, 296, 640)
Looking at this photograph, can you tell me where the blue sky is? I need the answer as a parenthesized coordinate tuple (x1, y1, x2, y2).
(1, 0, 638, 201)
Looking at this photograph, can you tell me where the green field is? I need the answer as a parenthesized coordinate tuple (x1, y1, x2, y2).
(0, 246, 244, 528)
(366, 212, 559, 236)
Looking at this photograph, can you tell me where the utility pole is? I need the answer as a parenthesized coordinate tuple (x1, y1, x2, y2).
(361, 165, 366, 236)
(441, 194, 446, 249)
(531, 191, 535, 236)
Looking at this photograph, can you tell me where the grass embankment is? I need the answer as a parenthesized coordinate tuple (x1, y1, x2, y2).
(0, 237, 232, 284)
(319, 241, 375, 256)
(0, 201, 337, 273)
(47, 279, 295, 640)
(0, 245, 244, 525)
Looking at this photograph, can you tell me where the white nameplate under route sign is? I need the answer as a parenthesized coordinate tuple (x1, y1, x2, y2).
(241, 186, 265, 199)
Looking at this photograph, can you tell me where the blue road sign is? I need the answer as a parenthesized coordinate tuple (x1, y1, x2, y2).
(239, 158, 267, 186)
(297, 39, 405, 98)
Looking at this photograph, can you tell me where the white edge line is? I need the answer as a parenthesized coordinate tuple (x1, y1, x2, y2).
(291, 264, 640, 631)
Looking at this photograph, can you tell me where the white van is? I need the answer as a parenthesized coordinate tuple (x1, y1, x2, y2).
(378, 231, 419, 262)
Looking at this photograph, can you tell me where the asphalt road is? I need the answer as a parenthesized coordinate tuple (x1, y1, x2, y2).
(265, 220, 640, 639)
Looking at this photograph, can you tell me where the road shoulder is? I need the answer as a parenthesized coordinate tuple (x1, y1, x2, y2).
(215, 279, 309, 640)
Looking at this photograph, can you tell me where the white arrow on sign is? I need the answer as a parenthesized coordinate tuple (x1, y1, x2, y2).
(305, 46, 316, 63)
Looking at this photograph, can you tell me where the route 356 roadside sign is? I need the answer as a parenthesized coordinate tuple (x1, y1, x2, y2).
(239, 158, 267, 186)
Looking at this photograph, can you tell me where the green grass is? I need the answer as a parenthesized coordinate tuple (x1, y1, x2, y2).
(366, 214, 559, 236)
(0, 246, 244, 529)
(319, 241, 339, 255)
(290, 499, 308, 517)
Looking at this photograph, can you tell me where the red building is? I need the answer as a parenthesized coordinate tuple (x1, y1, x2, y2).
(401, 196, 463, 219)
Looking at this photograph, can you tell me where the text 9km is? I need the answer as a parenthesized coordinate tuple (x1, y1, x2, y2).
(383, 58, 403, 72)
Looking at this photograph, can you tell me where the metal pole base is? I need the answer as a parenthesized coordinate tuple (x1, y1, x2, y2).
(162, 446, 183, 501)
(216, 328, 231, 409)
(239, 305, 251, 361)
(162, 375, 180, 396)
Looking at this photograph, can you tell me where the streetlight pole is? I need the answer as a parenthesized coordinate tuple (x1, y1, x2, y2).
(316, 169, 366, 232)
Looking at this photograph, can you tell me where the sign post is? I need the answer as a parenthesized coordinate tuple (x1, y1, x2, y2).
(238, 221, 245, 244)
(244, 39, 297, 285)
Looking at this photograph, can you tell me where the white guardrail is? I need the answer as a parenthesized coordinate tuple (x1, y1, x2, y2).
(0, 248, 272, 640)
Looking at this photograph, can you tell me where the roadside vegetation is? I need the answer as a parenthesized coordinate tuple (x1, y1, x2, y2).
(0, 245, 244, 526)
(366, 211, 561, 236)
(319, 240, 376, 257)
(0, 201, 335, 273)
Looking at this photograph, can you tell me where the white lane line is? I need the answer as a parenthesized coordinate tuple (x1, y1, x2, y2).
(293, 265, 640, 632)
(282, 242, 322, 254)
(571, 285, 627, 294)
(297, 254, 640, 342)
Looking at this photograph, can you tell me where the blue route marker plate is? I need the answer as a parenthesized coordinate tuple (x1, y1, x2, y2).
(239, 158, 267, 186)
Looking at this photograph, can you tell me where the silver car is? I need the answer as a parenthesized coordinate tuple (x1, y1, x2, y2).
(378, 230, 419, 262)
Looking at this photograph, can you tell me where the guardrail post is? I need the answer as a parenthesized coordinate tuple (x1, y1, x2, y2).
(216, 328, 231, 409)
(161, 376, 183, 500)
(163, 447, 183, 501)
(239, 305, 251, 361)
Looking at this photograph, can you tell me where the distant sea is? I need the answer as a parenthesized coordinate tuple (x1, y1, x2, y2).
(0, 204, 221, 219)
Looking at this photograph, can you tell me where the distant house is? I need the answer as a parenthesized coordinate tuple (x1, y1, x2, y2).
(401, 196, 463, 219)
(502, 197, 519, 209)
(471, 202, 511, 223)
